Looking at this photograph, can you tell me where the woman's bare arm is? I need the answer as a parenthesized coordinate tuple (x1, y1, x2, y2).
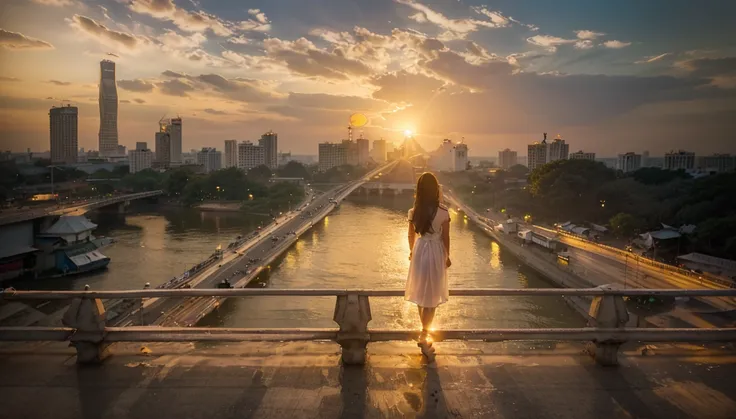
(442, 219, 451, 267)
(408, 221, 416, 259)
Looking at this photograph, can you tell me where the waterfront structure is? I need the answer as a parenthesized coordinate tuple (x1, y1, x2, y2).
(224, 140, 237, 168)
(498, 148, 517, 169)
(49, 105, 78, 164)
(259, 131, 278, 169)
(196, 147, 222, 173)
(697, 154, 735, 173)
(237, 141, 265, 170)
(128, 142, 153, 173)
(35, 216, 110, 276)
(357, 138, 370, 165)
(617, 152, 642, 173)
(98, 60, 118, 156)
(371, 138, 387, 163)
(664, 150, 695, 170)
(318, 142, 347, 171)
(569, 150, 596, 161)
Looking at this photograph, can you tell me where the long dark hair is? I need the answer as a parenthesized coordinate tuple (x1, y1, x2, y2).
(411, 172, 440, 235)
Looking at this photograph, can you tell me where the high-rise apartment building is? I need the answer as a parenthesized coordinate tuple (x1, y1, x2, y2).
(129, 142, 153, 173)
(453, 143, 469, 171)
(259, 131, 278, 169)
(617, 152, 642, 173)
(342, 140, 358, 166)
(155, 131, 171, 169)
(237, 141, 265, 170)
(664, 150, 695, 170)
(168, 117, 182, 165)
(569, 150, 596, 161)
(98, 60, 118, 156)
(498, 148, 517, 169)
(527, 142, 547, 171)
(224, 139, 237, 168)
(319, 142, 348, 171)
(371, 139, 387, 163)
(49, 105, 78, 164)
(547, 137, 569, 162)
(696, 154, 735, 173)
(196, 147, 222, 173)
(357, 138, 370, 165)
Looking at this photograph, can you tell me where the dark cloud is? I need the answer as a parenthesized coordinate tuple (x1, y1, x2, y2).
(129, 0, 232, 36)
(203, 108, 228, 115)
(133, 98, 146, 104)
(264, 37, 373, 80)
(71, 15, 141, 49)
(0, 76, 21, 82)
(47, 80, 71, 86)
(158, 79, 194, 97)
(680, 57, 736, 78)
(118, 79, 156, 92)
(287, 92, 386, 112)
(161, 70, 186, 78)
(0, 29, 53, 50)
(196, 74, 278, 102)
(120, 99, 131, 103)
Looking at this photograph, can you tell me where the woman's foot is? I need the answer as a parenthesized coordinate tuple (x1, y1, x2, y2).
(417, 329, 433, 347)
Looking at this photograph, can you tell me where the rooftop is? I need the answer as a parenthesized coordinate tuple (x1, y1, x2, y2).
(1, 340, 733, 418)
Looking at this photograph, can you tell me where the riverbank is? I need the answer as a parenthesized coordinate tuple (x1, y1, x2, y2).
(197, 202, 242, 212)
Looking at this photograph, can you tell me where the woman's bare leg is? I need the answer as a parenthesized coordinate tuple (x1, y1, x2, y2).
(420, 307, 436, 333)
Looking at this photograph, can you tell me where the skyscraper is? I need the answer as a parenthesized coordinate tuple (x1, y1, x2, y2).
(546, 136, 569, 162)
(169, 117, 182, 165)
(372, 139, 387, 163)
(318, 142, 347, 171)
(498, 148, 517, 169)
(617, 152, 642, 173)
(196, 148, 222, 173)
(129, 142, 153, 173)
(155, 131, 171, 169)
(237, 141, 265, 170)
(224, 139, 237, 168)
(357, 138, 369, 165)
(259, 131, 278, 169)
(49, 105, 78, 164)
(98, 60, 118, 156)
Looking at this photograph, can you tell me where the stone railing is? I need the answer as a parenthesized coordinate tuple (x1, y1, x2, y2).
(1, 287, 735, 367)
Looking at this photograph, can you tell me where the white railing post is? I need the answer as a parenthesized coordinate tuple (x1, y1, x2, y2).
(587, 285, 629, 366)
(61, 285, 109, 364)
(333, 293, 372, 365)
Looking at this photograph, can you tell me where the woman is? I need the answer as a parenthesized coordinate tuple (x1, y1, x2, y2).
(406, 172, 451, 358)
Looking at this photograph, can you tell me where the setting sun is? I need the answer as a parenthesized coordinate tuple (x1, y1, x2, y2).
(404, 129, 414, 137)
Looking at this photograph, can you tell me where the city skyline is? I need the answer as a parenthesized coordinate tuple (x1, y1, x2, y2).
(1, 0, 735, 155)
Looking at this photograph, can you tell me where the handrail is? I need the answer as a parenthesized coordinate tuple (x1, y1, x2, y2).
(3, 287, 736, 300)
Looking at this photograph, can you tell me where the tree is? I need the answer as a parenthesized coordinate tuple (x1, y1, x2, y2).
(507, 164, 529, 178)
(248, 165, 272, 183)
(277, 161, 310, 180)
(632, 167, 691, 185)
(165, 168, 192, 196)
(609, 213, 644, 238)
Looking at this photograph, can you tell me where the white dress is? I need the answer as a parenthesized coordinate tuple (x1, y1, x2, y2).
(405, 206, 450, 308)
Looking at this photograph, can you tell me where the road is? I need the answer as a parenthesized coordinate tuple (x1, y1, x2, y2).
(120, 161, 398, 327)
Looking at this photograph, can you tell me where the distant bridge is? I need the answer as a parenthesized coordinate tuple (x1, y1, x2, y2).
(354, 159, 416, 195)
(0, 190, 164, 226)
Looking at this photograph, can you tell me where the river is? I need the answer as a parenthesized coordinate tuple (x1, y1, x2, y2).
(15, 197, 584, 330)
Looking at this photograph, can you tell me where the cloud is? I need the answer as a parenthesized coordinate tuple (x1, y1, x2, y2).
(157, 30, 206, 49)
(574, 40, 594, 50)
(161, 70, 186, 78)
(679, 57, 736, 88)
(603, 40, 631, 49)
(575, 30, 604, 40)
(30, 0, 75, 5)
(248, 9, 268, 25)
(118, 79, 156, 92)
(120, 99, 131, 103)
(0, 29, 54, 50)
(133, 98, 146, 104)
(70, 15, 143, 49)
(370, 70, 445, 103)
(238, 8, 271, 31)
(48, 80, 71, 86)
(0, 76, 21, 82)
(287, 92, 386, 112)
(196, 74, 279, 102)
(264, 37, 374, 80)
(635, 53, 671, 64)
(129, 0, 232, 36)
(527, 34, 576, 52)
(203, 108, 228, 115)
(470, 7, 511, 27)
(158, 78, 194, 96)
(395, 0, 505, 40)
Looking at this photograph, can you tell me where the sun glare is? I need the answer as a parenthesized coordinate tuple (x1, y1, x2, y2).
(404, 129, 413, 137)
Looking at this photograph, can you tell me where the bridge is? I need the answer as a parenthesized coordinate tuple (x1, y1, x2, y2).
(1, 286, 735, 418)
(0, 190, 164, 227)
(106, 161, 399, 328)
(355, 159, 416, 195)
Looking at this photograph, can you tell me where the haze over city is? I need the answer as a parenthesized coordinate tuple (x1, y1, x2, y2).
(1, 0, 735, 155)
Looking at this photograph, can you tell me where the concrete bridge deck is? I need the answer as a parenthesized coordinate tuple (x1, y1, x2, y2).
(1, 340, 734, 419)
